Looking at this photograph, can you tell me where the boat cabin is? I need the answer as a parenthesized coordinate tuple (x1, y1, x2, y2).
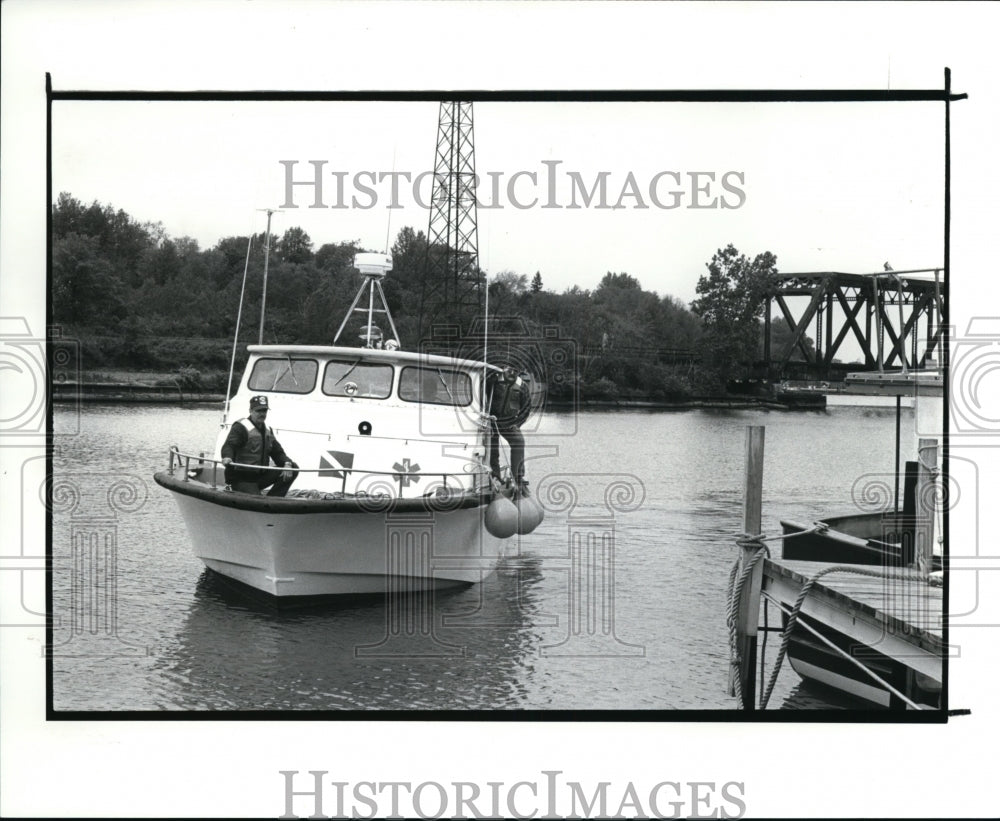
(217, 345, 500, 499)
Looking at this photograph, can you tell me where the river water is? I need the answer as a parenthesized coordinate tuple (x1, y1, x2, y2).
(50, 402, 911, 712)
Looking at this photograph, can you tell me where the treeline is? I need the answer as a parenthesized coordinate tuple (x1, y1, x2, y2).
(51, 193, 805, 399)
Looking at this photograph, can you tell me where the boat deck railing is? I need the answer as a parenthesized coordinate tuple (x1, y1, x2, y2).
(166, 446, 489, 498)
(267, 425, 484, 447)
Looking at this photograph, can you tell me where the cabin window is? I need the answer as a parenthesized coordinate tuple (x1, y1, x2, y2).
(399, 366, 473, 406)
(247, 357, 318, 394)
(322, 359, 394, 398)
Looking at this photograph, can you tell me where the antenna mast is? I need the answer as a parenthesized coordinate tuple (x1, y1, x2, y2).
(333, 253, 401, 348)
(418, 101, 483, 346)
(257, 208, 277, 344)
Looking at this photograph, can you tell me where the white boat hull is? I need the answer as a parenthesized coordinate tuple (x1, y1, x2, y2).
(774, 516, 943, 709)
(159, 475, 510, 598)
(787, 656, 892, 708)
(781, 617, 941, 709)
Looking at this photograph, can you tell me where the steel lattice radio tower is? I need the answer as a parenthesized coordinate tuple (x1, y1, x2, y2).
(418, 101, 482, 346)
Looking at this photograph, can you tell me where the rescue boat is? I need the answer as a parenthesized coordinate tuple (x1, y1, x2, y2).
(154, 253, 542, 599)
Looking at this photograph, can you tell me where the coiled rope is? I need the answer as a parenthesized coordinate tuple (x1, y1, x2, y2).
(727, 518, 937, 709)
(725, 523, 825, 709)
(725, 543, 767, 709)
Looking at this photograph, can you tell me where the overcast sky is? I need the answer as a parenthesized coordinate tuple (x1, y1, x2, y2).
(53, 98, 943, 303)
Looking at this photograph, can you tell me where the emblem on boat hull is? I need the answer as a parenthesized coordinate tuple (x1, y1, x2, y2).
(392, 457, 422, 487)
(318, 450, 355, 479)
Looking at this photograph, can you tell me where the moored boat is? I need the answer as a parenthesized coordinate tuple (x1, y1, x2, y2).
(154, 252, 542, 600)
(765, 367, 945, 709)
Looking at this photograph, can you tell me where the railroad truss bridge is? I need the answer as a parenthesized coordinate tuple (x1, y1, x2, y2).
(756, 268, 945, 384)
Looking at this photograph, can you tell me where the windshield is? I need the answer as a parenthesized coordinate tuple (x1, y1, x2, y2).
(322, 359, 394, 398)
(247, 357, 318, 394)
(398, 366, 473, 406)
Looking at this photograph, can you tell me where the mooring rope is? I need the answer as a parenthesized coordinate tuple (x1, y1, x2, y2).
(725, 543, 769, 709)
(726, 523, 826, 708)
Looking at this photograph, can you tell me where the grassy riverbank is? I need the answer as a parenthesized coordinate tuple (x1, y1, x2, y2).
(78, 368, 231, 388)
(57, 371, 823, 409)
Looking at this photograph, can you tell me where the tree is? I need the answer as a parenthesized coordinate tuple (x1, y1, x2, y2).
(277, 226, 313, 264)
(382, 227, 428, 344)
(211, 235, 253, 288)
(315, 239, 360, 274)
(48, 193, 779, 401)
(52, 233, 127, 325)
(52, 192, 159, 287)
(765, 316, 815, 362)
(655, 294, 702, 350)
(596, 271, 642, 293)
(488, 271, 528, 318)
(144, 238, 180, 285)
(389, 226, 428, 286)
(690, 244, 776, 388)
(52, 192, 87, 237)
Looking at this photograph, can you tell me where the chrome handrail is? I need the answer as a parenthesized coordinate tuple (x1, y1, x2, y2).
(167, 446, 489, 496)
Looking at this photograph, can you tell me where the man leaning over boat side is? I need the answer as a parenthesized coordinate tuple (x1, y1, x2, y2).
(221, 395, 299, 496)
(487, 366, 532, 493)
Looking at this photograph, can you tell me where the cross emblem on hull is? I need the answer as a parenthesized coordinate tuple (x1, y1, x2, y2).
(392, 457, 422, 488)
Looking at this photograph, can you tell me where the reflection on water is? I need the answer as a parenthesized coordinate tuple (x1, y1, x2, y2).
(50, 403, 899, 712)
(160, 558, 548, 710)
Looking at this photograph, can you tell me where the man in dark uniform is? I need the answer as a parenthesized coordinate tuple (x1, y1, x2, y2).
(221, 395, 298, 496)
(488, 366, 532, 490)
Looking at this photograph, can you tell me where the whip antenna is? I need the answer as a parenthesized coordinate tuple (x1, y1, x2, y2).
(257, 208, 281, 345)
(222, 230, 254, 425)
(384, 145, 397, 254)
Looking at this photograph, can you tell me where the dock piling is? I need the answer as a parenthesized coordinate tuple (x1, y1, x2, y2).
(915, 438, 938, 574)
(731, 425, 766, 708)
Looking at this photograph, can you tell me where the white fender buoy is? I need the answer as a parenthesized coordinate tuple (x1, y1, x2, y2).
(485, 495, 518, 539)
(515, 493, 544, 535)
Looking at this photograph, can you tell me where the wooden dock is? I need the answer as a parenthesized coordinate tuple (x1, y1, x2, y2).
(728, 424, 944, 710)
(763, 558, 943, 679)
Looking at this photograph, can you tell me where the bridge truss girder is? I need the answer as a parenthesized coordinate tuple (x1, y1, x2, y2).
(763, 271, 945, 379)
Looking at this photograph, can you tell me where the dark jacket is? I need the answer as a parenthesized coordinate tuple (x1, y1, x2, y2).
(222, 418, 294, 479)
(488, 374, 531, 429)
